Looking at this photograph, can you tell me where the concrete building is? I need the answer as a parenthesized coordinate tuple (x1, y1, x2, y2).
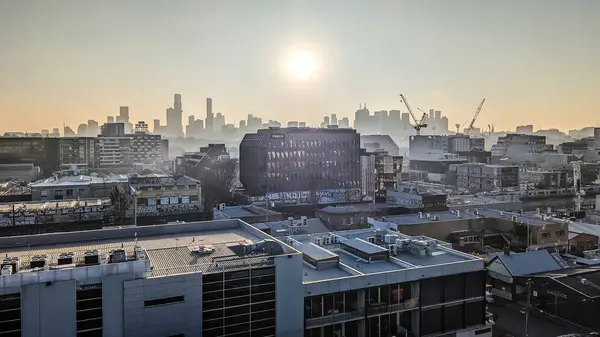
(291, 228, 492, 337)
(360, 149, 403, 200)
(490, 134, 552, 162)
(0, 219, 492, 337)
(452, 163, 519, 193)
(0, 219, 301, 337)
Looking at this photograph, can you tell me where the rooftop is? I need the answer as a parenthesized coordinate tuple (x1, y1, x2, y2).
(216, 205, 280, 218)
(534, 267, 600, 299)
(378, 209, 557, 227)
(489, 250, 567, 277)
(30, 173, 199, 189)
(0, 198, 110, 213)
(0, 219, 296, 278)
(253, 218, 329, 237)
(285, 228, 480, 283)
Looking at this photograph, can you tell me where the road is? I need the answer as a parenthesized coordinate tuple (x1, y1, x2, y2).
(490, 303, 590, 337)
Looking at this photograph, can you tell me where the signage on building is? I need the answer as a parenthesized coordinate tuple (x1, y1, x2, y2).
(271, 134, 285, 139)
(547, 289, 567, 299)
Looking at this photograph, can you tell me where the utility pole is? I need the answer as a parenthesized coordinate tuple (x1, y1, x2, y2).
(525, 278, 532, 337)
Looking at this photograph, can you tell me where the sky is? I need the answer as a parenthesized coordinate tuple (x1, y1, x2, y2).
(1, 0, 599, 133)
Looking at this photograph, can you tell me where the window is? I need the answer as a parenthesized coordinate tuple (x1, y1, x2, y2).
(144, 295, 184, 307)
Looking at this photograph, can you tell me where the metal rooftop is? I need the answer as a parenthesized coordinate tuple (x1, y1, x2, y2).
(0, 219, 297, 279)
(285, 228, 480, 283)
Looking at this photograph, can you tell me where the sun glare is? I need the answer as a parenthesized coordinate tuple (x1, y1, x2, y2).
(288, 50, 316, 79)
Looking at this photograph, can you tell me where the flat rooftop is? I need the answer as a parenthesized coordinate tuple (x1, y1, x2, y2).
(286, 228, 479, 283)
(0, 219, 296, 277)
(217, 205, 280, 218)
(381, 208, 556, 226)
(253, 218, 330, 237)
(0, 198, 110, 213)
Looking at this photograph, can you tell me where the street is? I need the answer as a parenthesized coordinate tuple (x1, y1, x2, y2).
(490, 303, 590, 337)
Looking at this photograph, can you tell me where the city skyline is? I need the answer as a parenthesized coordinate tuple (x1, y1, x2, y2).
(1, 0, 599, 133)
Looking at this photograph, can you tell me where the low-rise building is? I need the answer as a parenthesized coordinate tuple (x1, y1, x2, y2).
(369, 209, 570, 252)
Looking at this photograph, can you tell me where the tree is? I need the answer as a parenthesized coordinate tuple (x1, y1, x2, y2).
(200, 158, 238, 211)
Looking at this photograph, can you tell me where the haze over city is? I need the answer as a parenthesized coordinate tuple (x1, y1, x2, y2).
(1, 0, 599, 133)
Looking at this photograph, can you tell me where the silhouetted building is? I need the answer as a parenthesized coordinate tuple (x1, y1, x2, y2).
(100, 123, 126, 137)
(206, 98, 214, 132)
(240, 127, 361, 196)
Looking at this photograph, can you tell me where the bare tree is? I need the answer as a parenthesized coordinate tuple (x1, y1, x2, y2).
(200, 158, 238, 211)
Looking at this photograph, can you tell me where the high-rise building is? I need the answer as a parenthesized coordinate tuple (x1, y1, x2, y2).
(116, 106, 132, 133)
(240, 127, 361, 197)
(166, 94, 184, 138)
(330, 114, 338, 125)
(87, 120, 99, 137)
(77, 124, 88, 136)
(214, 113, 225, 133)
(206, 98, 214, 132)
(107, 116, 114, 124)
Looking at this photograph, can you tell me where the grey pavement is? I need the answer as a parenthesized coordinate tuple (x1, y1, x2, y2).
(490, 303, 591, 337)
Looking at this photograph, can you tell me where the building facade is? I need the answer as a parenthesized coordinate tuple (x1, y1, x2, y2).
(240, 127, 361, 197)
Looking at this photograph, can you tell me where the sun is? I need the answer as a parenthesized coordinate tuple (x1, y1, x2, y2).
(288, 50, 316, 79)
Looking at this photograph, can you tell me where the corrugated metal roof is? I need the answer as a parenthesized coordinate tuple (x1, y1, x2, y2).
(492, 250, 565, 276)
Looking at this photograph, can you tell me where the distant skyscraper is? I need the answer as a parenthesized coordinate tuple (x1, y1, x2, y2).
(166, 94, 183, 138)
(153, 119, 161, 133)
(87, 120, 99, 137)
(77, 124, 88, 136)
(331, 114, 338, 125)
(116, 106, 132, 133)
(174, 94, 182, 111)
(206, 98, 214, 132)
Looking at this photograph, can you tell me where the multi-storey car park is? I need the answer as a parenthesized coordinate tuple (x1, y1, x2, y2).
(0, 219, 491, 337)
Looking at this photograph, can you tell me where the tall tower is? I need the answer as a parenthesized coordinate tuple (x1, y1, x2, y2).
(174, 94, 182, 111)
(166, 94, 184, 138)
(206, 98, 214, 132)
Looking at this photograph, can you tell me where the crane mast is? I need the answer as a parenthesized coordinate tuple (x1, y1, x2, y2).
(399, 94, 427, 135)
(571, 161, 584, 212)
(466, 98, 486, 134)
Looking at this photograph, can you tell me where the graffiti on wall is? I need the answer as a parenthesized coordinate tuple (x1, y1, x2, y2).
(248, 188, 361, 206)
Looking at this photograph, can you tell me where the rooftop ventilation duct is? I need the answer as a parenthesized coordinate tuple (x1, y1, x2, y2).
(241, 239, 284, 256)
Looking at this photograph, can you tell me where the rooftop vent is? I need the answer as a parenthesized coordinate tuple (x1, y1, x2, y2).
(1, 256, 20, 274)
(84, 250, 100, 266)
(30, 255, 47, 269)
(57, 252, 74, 265)
(109, 249, 127, 263)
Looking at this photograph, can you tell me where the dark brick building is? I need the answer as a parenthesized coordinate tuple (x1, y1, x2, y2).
(239, 127, 361, 196)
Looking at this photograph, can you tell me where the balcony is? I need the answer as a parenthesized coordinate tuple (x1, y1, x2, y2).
(367, 298, 419, 317)
(305, 310, 365, 328)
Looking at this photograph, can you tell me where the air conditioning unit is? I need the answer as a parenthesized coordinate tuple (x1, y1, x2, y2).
(316, 237, 323, 246)
(324, 236, 331, 245)
(57, 252, 74, 265)
(368, 237, 375, 244)
(301, 216, 308, 226)
(332, 235, 339, 244)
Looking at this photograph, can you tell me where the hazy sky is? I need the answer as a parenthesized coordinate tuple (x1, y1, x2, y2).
(1, 0, 599, 133)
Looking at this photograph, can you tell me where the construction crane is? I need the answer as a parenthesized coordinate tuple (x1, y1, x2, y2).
(399, 94, 427, 135)
(465, 98, 486, 135)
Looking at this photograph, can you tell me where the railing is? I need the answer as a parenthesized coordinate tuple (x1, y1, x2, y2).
(367, 298, 420, 316)
(148, 256, 275, 278)
(305, 310, 365, 328)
